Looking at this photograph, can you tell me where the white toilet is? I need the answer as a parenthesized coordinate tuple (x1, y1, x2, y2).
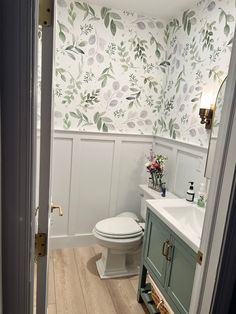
(93, 185, 177, 279)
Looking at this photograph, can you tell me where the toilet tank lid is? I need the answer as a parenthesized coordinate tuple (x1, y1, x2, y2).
(95, 217, 142, 237)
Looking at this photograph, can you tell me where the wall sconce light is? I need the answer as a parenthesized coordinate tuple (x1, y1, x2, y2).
(199, 92, 215, 129)
(199, 108, 214, 129)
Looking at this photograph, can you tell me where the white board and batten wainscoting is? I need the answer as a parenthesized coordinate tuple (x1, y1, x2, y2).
(49, 130, 208, 249)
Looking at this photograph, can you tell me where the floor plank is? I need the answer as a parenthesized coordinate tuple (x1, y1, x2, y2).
(49, 246, 147, 314)
(53, 249, 87, 314)
(48, 304, 57, 314)
(129, 276, 139, 293)
(106, 278, 147, 314)
(74, 246, 117, 314)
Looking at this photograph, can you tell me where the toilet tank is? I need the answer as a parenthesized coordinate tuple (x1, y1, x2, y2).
(139, 184, 178, 220)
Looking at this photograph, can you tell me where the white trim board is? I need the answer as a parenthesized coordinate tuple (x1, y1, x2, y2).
(50, 233, 96, 249)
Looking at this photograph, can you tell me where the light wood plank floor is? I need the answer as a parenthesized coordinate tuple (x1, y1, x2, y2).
(47, 245, 148, 314)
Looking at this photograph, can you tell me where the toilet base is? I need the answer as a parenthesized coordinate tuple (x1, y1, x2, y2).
(96, 247, 141, 279)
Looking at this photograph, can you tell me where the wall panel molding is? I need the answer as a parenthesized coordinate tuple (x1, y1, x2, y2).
(50, 131, 208, 248)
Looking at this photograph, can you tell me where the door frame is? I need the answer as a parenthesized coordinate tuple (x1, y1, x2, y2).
(190, 25, 236, 314)
(0, 0, 38, 313)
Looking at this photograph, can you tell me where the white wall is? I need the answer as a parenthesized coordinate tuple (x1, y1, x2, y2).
(154, 136, 207, 198)
(49, 130, 208, 248)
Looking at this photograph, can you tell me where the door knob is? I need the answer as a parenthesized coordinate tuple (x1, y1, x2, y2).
(51, 204, 63, 216)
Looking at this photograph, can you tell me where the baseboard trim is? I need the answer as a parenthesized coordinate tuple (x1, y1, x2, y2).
(49, 233, 96, 249)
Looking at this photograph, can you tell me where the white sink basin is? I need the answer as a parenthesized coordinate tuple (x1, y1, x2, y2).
(146, 199, 205, 252)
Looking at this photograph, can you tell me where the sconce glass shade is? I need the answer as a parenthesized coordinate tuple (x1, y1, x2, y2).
(200, 92, 214, 109)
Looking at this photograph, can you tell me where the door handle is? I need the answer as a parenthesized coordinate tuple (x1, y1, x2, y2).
(51, 204, 63, 216)
(162, 240, 169, 257)
(166, 243, 173, 261)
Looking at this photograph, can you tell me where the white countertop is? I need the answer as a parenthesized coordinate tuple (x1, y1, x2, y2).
(146, 198, 205, 252)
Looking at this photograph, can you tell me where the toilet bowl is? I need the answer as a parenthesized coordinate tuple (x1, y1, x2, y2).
(93, 213, 144, 279)
(93, 185, 178, 279)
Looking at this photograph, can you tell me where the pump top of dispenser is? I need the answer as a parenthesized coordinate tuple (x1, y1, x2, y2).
(189, 182, 194, 190)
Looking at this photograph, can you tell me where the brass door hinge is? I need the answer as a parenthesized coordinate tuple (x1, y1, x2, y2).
(197, 250, 203, 265)
(39, 0, 53, 26)
(35, 233, 47, 258)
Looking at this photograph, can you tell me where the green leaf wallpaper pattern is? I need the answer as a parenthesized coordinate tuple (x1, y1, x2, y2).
(51, 0, 236, 147)
(154, 0, 235, 146)
(54, 0, 167, 134)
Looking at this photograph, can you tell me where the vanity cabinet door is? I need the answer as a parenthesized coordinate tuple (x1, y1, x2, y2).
(165, 235, 197, 313)
(144, 212, 170, 286)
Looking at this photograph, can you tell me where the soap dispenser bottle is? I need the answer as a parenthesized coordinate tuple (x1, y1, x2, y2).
(197, 182, 206, 207)
(186, 182, 195, 202)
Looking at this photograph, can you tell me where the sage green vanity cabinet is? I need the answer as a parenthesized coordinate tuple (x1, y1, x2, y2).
(138, 209, 197, 314)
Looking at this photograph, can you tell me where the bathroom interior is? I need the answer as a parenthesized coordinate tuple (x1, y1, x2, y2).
(35, 0, 236, 313)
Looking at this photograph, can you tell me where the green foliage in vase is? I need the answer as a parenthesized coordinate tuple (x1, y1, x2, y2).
(101, 7, 124, 36)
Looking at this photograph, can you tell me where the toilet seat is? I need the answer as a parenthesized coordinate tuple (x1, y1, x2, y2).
(94, 217, 143, 239)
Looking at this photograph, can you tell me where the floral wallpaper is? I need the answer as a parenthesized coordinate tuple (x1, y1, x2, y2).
(54, 1, 167, 133)
(154, 0, 235, 146)
(53, 0, 236, 147)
